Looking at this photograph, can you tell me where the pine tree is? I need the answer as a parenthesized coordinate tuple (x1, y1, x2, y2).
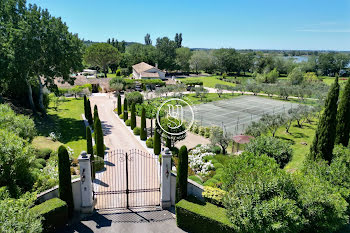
(310, 77, 340, 163)
(154, 122, 161, 155)
(131, 103, 136, 129)
(86, 99, 93, 126)
(140, 107, 147, 140)
(58, 146, 74, 214)
(336, 77, 350, 147)
(176, 146, 188, 203)
(123, 98, 128, 122)
(86, 127, 94, 179)
(95, 117, 104, 158)
(117, 94, 122, 115)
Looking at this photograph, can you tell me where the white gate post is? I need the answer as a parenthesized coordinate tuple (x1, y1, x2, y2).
(161, 148, 172, 209)
(78, 151, 94, 213)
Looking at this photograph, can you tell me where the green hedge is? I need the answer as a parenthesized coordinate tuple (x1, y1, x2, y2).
(94, 156, 104, 172)
(31, 198, 68, 232)
(133, 127, 141, 135)
(176, 197, 234, 233)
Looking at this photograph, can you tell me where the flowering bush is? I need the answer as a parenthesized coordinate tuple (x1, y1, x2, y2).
(49, 132, 61, 142)
(188, 145, 214, 175)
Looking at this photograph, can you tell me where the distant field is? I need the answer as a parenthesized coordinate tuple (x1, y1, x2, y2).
(179, 76, 236, 88)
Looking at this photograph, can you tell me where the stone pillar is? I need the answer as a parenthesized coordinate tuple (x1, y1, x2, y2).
(161, 148, 172, 209)
(78, 151, 94, 213)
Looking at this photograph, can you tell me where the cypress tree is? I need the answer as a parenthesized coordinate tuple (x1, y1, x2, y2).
(154, 122, 161, 155)
(117, 94, 122, 115)
(58, 146, 74, 214)
(94, 105, 99, 120)
(86, 99, 93, 126)
(336, 77, 350, 147)
(123, 98, 128, 122)
(310, 77, 340, 163)
(140, 107, 147, 140)
(131, 103, 136, 129)
(176, 146, 188, 203)
(95, 117, 104, 158)
(86, 126, 95, 179)
(83, 95, 87, 119)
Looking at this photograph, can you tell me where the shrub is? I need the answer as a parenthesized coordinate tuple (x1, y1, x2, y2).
(176, 197, 234, 233)
(153, 126, 161, 155)
(86, 127, 94, 179)
(203, 178, 219, 187)
(140, 107, 147, 141)
(199, 126, 205, 136)
(213, 163, 223, 170)
(210, 145, 221, 154)
(176, 146, 188, 203)
(117, 94, 122, 115)
(125, 119, 131, 126)
(130, 104, 136, 129)
(204, 127, 211, 138)
(36, 148, 52, 160)
(133, 127, 141, 135)
(125, 92, 143, 106)
(94, 156, 104, 172)
(86, 99, 93, 126)
(146, 137, 153, 148)
(171, 147, 179, 157)
(31, 198, 68, 232)
(202, 186, 226, 207)
(116, 69, 121, 76)
(189, 175, 203, 185)
(94, 117, 104, 158)
(57, 146, 74, 215)
(123, 98, 128, 121)
(36, 158, 46, 167)
(119, 113, 123, 119)
(245, 136, 293, 168)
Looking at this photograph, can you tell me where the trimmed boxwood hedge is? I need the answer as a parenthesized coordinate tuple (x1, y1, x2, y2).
(31, 198, 68, 232)
(175, 197, 234, 233)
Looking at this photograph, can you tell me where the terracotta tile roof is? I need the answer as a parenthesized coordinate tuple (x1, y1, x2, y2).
(132, 62, 155, 74)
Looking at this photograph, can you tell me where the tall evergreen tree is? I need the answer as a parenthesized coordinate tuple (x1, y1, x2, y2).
(154, 122, 161, 155)
(310, 77, 340, 163)
(95, 117, 104, 158)
(83, 95, 87, 119)
(123, 98, 128, 122)
(176, 146, 188, 203)
(336, 77, 350, 147)
(58, 146, 74, 214)
(144, 33, 152, 45)
(140, 107, 147, 140)
(86, 99, 93, 126)
(94, 105, 99, 120)
(117, 94, 122, 115)
(131, 104, 136, 129)
(86, 126, 94, 179)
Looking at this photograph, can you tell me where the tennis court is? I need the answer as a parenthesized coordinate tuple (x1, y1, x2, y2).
(184, 95, 300, 136)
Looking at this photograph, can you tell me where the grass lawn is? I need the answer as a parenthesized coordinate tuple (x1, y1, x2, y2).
(185, 93, 239, 105)
(180, 76, 236, 88)
(321, 76, 348, 85)
(34, 97, 86, 158)
(270, 120, 318, 172)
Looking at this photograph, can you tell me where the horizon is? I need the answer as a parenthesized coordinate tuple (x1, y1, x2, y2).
(25, 0, 350, 51)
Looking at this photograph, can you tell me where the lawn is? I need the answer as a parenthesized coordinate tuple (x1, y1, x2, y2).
(185, 93, 238, 105)
(34, 97, 86, 158)
(180, 76, 236, 88)
(321, 76, 348, 85)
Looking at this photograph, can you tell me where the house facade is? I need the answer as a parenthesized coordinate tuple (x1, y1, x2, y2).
(132, 62, 166, 80)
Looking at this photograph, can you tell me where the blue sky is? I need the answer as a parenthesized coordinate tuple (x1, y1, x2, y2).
(27, 0, 350, 50)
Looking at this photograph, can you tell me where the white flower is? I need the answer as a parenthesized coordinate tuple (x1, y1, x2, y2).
(188, 144, 214, 175)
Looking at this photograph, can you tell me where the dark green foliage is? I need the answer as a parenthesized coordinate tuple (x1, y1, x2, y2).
(86, 127, 94, 179)
(35, 148, 52, 160)
(176, 146, 188, 203)
(83, 95, 87, 119)
(140, 107, 147, 140)
(94, 117, 104, 158)
(175, 197, 234, 233)
(125, 119, 131, 126)
(117, 94, 122, 115)
(93, 105, 99, 121)
(146, 137, 153, 148)
(125, 92, 143, 106)
(336, 77, 350, 147)
(154, 127, 161, 155)
(130, 104, 136, 129)
(123, 98, 128, 122)
(245, 136, 293, 168)
(57, 146, 74, 214)
(30, 198, 68, 232)
(94, 156, 105, 172)
(86, 99, 93, 126)
(133, 127, 141, 135)
(310, 77, 340, 163)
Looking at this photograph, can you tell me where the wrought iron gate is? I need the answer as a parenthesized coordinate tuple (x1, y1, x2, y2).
(93, 149, 161, 210)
